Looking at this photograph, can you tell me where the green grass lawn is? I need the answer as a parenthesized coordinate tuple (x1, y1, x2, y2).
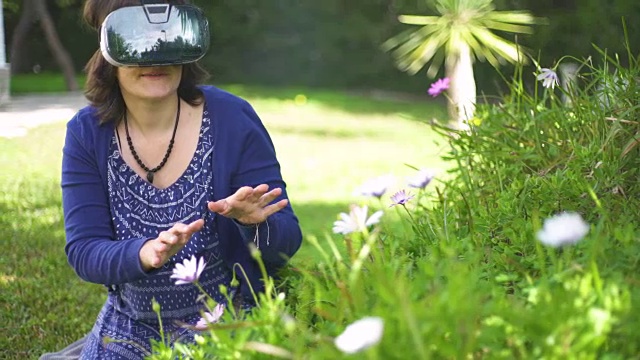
(0, 82, 447, 358)
(9, 72, 88, 94)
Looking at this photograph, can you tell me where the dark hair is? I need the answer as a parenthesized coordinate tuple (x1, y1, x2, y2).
(83, 0, 209, 124)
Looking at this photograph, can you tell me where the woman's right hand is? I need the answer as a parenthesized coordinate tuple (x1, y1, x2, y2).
(139, 219, 205, 271)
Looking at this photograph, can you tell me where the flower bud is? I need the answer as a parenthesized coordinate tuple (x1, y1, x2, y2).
(152, 298, 161, 314)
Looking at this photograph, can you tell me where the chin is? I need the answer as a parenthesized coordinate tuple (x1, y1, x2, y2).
(149, 90, 178, 98)
(138, 87, 180, 101)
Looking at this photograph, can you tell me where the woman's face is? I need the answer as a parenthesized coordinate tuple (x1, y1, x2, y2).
(116, 65, 182, 101)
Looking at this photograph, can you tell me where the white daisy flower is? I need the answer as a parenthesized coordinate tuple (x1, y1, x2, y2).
(536, 212, 589, 247)
(334, 317, 384, 354)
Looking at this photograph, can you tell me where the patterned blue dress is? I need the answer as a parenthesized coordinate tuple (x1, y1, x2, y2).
(80, 110, 232, 359)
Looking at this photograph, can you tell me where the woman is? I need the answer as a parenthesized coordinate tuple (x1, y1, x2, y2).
(42, 0, 302, 358)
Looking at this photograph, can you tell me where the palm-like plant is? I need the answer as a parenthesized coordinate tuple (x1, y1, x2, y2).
(383, 0, 537, 129)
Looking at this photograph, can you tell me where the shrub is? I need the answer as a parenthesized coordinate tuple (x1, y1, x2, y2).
(147, 51, 640, 359)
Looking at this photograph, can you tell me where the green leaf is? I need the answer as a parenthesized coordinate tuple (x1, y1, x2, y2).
(483, 20, 534, 34)
(383, 2, 539, 76)
(398, 15, 441, 26)
(472, 27, 527, 64)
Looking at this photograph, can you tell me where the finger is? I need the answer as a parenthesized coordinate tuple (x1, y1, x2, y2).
(258, 188, 283, 206)
(165, 220, 203, 247)
(142, 239, 176, 269)
(159, 231, 178, 245)
(236, 186, 253, 201)
(208, 199, 230, 215)
(149, 255, 164, 269)
(157, 238, 185, 258)
(156, 241, 171, 254)
(171, 223, 190, 234)
(165, 227, 188, 247)
(255, 184, 269, 192)
(249, 184, 270, 200)
(262, 199, 289, 218)
(150, 242, 170, 267)
(186, 219, 205, 234)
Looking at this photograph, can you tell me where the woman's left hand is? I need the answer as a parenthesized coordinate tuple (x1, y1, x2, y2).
(208, 184, 288, 225)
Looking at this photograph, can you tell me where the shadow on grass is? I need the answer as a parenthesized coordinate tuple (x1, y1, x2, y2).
(215, 83, 448, 122)
(267, 123, 387, 140)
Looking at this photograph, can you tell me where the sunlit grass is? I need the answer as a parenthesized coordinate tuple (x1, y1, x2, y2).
(10, 72, 88, 94)
(0, 84, 446, 357)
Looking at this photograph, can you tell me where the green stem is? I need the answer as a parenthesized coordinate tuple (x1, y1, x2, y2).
(402, 204, 416, 225)
(399, 283, 427, 359)
(232, 262, 260, 309)
(534, 241, 547, 278)
(250, 244, 273, 300)
(193, 281, 217, 310)
(348, 231, 377, 285)
(152, 298, 166, 346)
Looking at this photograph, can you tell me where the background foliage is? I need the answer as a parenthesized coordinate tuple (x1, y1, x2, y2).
(150, 50, 640, 359)
(3, 0, 640, 93)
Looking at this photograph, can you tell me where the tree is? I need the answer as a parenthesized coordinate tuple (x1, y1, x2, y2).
(0, 0, 9, 105)
(383, 0, 537, 129)
(9, 0, 78, 91)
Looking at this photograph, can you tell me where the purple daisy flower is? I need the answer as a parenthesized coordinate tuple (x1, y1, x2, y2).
(407, 169, 435, 189)
(194, 303, 225, 331)
(390, 190, 415, 206)
(536, 68, 559, 89)
(170, 255, 206, 285)
(428, 78, 450, 97)
(332, 205, 384, 235)
(354, 174, 395, 199)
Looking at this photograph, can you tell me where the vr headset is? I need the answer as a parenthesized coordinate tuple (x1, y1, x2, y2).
(100, 2, 210, 67)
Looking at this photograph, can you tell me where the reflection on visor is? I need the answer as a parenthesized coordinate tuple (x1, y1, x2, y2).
(100, 5, 209, 66)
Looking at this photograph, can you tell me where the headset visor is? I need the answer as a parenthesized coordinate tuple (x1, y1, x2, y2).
(100, 4, 209, 66)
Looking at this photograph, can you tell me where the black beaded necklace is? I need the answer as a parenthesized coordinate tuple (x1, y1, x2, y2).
(124, 96, 181, 184)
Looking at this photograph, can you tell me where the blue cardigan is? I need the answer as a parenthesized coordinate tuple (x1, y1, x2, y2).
(61, 85, 303, 298)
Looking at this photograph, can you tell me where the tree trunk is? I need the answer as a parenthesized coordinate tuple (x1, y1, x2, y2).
(445, 43, 476, 130)
(0, 0, 10, 105)
(558, 62, 579, 106)
(0, 0, 8, 66)
(10, 0, 78, 90)
(34, 0, 78, 91)
(9, 0, 37, 74)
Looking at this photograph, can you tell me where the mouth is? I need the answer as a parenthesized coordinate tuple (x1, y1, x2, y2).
(141, 72, 168, 78)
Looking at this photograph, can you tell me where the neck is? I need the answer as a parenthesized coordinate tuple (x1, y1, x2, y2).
(122, 93, 180, 134)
